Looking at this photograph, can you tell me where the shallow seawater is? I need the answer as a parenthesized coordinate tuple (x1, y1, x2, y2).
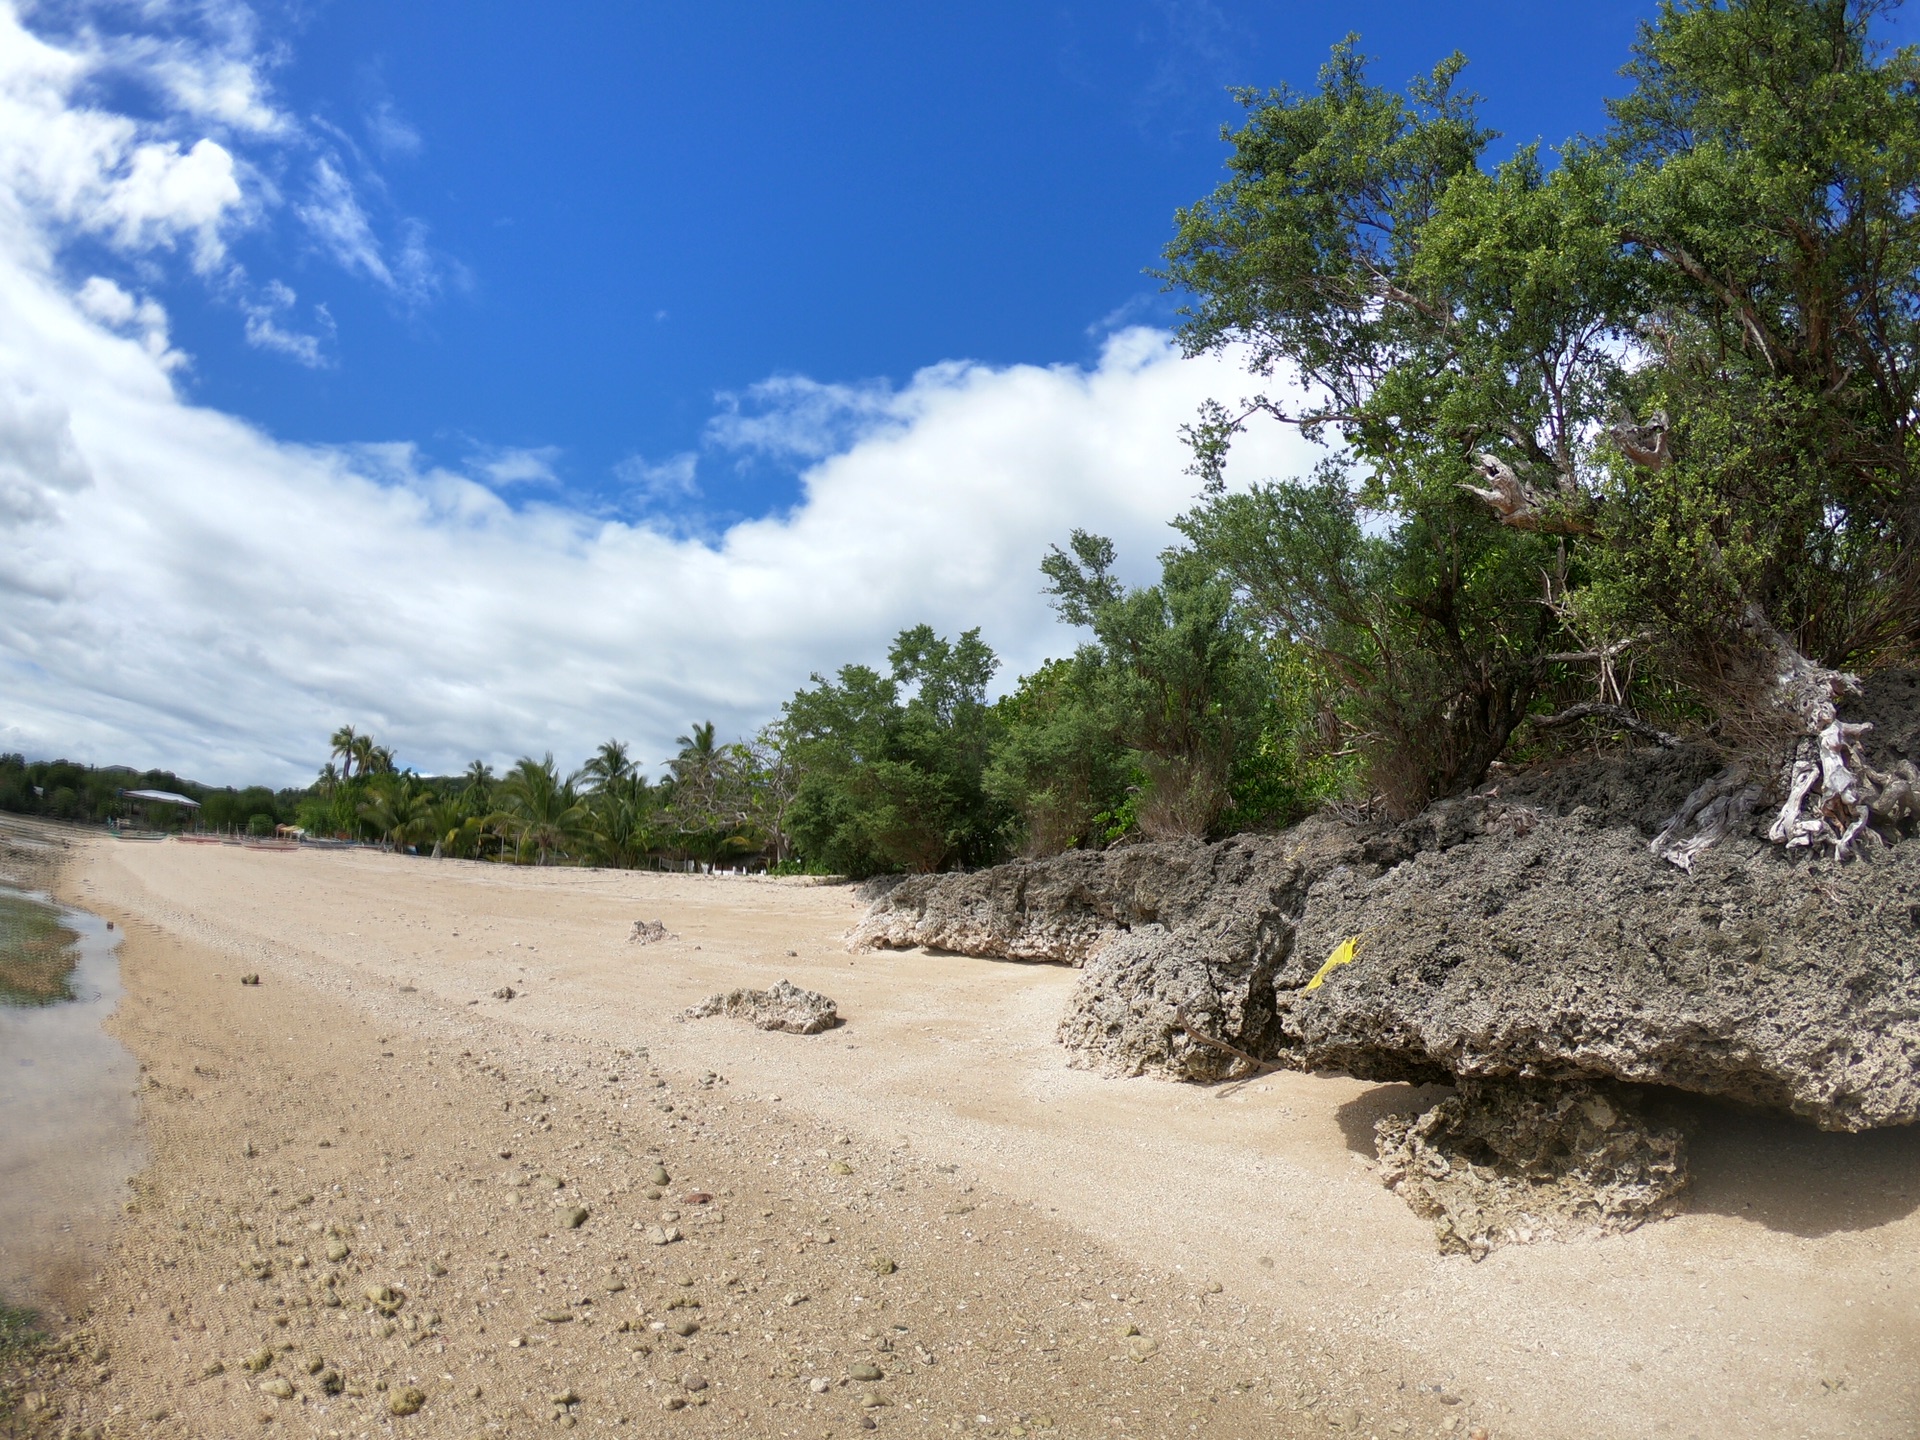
(0, 889, 145, 1315)
(0, 890, 81, 1005)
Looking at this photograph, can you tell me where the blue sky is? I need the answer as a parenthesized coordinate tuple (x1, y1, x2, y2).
(9, 0, 1915, 783)
(122, 0, 1677, 519)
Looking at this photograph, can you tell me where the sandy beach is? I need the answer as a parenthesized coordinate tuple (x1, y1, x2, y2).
(4, 829, 1919, 1439)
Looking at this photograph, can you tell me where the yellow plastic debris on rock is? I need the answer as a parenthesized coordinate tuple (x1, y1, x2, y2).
(1304, 936, 1360, 991)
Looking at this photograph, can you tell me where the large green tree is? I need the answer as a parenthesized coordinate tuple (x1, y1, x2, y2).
(1163, 0, 1920, 856)
(784, 625, 1012, 875)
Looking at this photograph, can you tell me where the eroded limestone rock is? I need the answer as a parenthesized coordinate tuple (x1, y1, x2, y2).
(1374, 1080, 1688, 1259)
(680, 979, 841, 1034)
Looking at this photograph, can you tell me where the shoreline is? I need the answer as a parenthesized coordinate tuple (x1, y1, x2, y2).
(2, 829, 1434, 1440)
(1, 825, 1917, 1438)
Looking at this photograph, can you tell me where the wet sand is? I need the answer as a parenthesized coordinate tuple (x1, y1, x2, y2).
(7, 829, 1920, 1438)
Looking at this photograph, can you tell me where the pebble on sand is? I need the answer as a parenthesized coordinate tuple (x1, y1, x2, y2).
(259, 1378, 294, 1399)
(564, 1206, 590, 1228)
(849, 1363, 884, 1382)
(388, 1386, 426, 1416)
(645, 1225, 683, 1246)
(866, 1254, 896, 1276)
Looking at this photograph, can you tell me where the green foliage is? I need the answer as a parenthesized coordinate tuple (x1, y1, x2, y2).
(1178, 466, 1554, 814)
(985, 658, 1136, 854)
(1161, 1, 1920, 797)
(784, 626, 1013, 876)
(1036, 534, 1278, 837)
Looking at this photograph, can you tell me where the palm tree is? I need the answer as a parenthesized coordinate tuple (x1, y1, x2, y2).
(330, 726, 360, 780)
(356, 775, 435, 852)
(365, 743, 397, 776)
(579, 739, 635, 792)
(314, 761, 341, 797)
(495, 755, 587, 864)
(672, 722, 719, 783)
(460, 760, 495, 812)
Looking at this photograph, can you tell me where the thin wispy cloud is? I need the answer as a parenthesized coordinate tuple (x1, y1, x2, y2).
(706, 375, 900, 464)
(364, 97, 423, 160)
(239, 279, 331, 366)
(613, 452, 701, 506)
(477, 445, 564, 488)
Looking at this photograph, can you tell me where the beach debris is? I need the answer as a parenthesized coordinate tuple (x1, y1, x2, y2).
(651, 1164, 671, 1185)
(492, 985, 516, 1001)
(849, 1363, 884, 1382)
(243, 1348, 274, 1373)
(682, 1374, 708, 1392)
(680, 979, 841, 1034)
(629, 919, 674, 945)
(1374, 1079, 1688, 1260)
(325, 1239, 351, 1262)
(200, 1360, 225, 1379)
(364, 1283, 405, 1315)
(388, 1386, 426, 1416)
(239, 973, 260, 986)
(563, 1205, 589, 1228)
(317, 1367, 344, 1395)
(260, 1377, 295, 1399)
(865, 1254, 896, 1276)
(645, 1225, 683, 1246)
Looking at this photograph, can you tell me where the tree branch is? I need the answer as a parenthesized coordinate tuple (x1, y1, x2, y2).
(1172, 1008, 1288, 1076)
(1526, 702, 1679, 748)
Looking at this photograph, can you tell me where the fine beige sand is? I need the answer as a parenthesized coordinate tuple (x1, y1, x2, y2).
(10, 832, 1920, 1439)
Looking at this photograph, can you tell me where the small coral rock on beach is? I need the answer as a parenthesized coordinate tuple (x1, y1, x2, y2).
(681, 979, 840, 1034)
(629, 919, 674, 945)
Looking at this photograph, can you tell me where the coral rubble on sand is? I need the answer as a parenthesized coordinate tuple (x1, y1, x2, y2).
(681, 979, 841, 1034)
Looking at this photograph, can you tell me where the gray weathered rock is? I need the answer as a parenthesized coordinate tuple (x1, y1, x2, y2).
(851, 673, 1920, 1131)
(681, 979, 841, 1035)
(1374, 1080, 1688, 1259)
(629, 919, 673, 945)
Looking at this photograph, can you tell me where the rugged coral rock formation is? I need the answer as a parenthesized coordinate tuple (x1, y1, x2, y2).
(1374, 1080, 1689, 1259)
(854, 672, 1920, 1251)
(681, 979, 841, 1034)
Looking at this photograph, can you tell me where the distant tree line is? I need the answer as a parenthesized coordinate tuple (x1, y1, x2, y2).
(0, 754, 302, 834)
